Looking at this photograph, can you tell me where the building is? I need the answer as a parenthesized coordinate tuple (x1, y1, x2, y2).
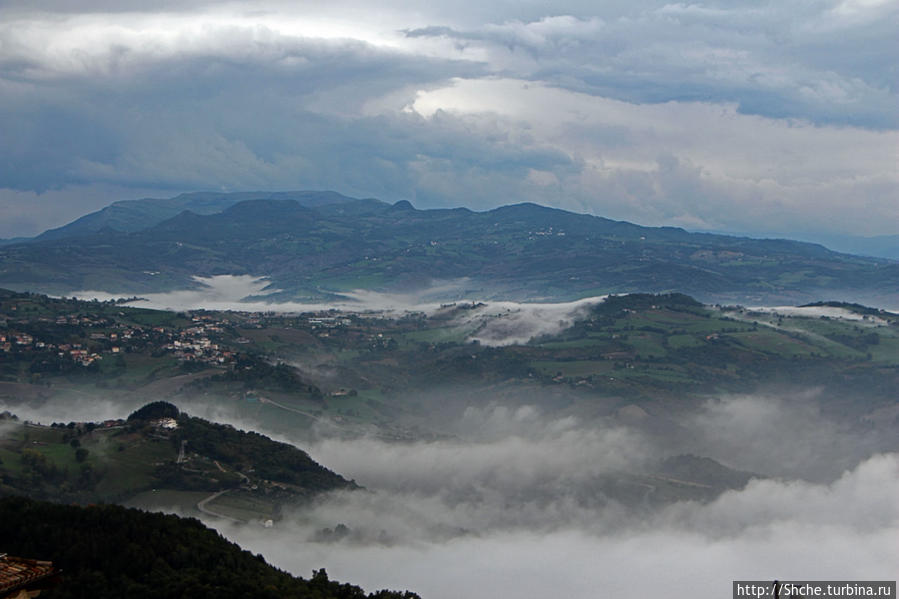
(0, 553, 59, 598)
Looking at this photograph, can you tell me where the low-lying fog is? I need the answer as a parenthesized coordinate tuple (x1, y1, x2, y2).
(72, 274, 607, 346)
(73, 275, 899, 347)
(72, 274, 899, 352)
(6, 393, 897, 599)
(12, 279, 899, 596)
(73, 275, 477, 313)
(214, 399, 895, 599)
(222, 453, 897, 599)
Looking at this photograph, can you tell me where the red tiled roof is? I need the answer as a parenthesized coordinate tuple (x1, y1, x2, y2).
(0, 554, 57, 596)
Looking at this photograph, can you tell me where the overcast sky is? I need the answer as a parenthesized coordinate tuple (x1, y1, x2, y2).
(0, 0, 896, 239)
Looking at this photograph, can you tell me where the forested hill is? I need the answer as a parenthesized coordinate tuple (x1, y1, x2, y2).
(0, 191, 895, 304)
(0, 495, 419, 599)
(0, 402, 354, 510)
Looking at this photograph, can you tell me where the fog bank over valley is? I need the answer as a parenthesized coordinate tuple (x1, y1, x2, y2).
(73, 275, 609, 345)
(5, 389, 896, 599)
(219, 452, 898, 599)
(3, 282, 896, 599)
(70, 274, 897, 347)
(218, 414, 898, 599)
(73, 275, 491, 313)
(243, 399, 897, 598)
(3, 0, 897, 593)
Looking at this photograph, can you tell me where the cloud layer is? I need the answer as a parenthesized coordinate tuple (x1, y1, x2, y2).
(5, 389, 897, 599)
(74, 275, 608, 345)
(220, 416, 899, 599)
(0, 0, 896, 239)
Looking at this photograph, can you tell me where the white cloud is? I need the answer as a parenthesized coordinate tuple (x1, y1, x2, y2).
(5, 381, 896, 599)
(73, 275, 607, 346)
(409, 78, 899, 234)
(460, 297, 604, 346)
(0, 0, 895, 239)
(0, 185, 170, 238)
(215, 438, 899, 599)
(684, 392, 896, 481)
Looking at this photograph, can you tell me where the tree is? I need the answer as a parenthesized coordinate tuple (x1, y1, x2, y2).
(127, 401, 180, 422)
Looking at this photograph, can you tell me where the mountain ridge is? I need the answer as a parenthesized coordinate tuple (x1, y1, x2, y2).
(31, 191, 358, 242)
(0, 191, 895, 304)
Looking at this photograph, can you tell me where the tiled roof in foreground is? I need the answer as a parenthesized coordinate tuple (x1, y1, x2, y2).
(0, 553, 57, 597)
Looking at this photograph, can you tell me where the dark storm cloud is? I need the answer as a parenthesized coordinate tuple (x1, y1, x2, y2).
(0, 1, 895, 239)
(0, 32, 484, 191)
(403, 3, 898, 128)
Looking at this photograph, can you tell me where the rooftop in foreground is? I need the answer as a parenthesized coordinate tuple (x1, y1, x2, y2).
(0, 553, 58, 598)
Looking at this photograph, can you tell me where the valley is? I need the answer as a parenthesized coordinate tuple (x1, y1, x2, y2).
(3, 1, 895, 594)
(1, 282, 897, 599)
(2, 289, 897, 525)
(2, 288, 896, 436)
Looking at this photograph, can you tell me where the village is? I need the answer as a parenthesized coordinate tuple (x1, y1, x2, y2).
(0, 311, 238, 370)
(0, 291, 406, 387)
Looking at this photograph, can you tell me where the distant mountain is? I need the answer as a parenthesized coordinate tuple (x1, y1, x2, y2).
(0, 192, 896, 304)
(32, 190, 357, 241)
(806, 233, 899, 261)
(692, 228, 899, 261)
(0, 237, 31, 246)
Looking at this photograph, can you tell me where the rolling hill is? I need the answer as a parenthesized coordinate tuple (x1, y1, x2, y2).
(0, 402, 353, 519)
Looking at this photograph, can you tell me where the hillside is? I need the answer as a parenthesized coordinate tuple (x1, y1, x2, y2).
(0, 403, 353, 521)
(0, 193, 895, 304)
(0, 495, 418, 599)
(1, 290, 896, 515)
(1, 289, 896, 443)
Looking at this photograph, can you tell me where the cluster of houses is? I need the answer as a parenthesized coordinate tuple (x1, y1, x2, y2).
(0, 311, 238, 369)
(2, 301, 399, 374)
(0, 332, 33, 352)
(0, 332, 102, 366)
(163, 316, 234, 365)
(307, 315, 353, 328)
(528, 226, 566, 239)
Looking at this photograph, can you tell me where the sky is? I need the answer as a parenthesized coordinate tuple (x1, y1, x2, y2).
(0, 0, 896, 240)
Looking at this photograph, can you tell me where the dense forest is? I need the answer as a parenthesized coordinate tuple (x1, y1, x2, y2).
(0, 495, 419, 599)
(171, 413, 355, 492)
